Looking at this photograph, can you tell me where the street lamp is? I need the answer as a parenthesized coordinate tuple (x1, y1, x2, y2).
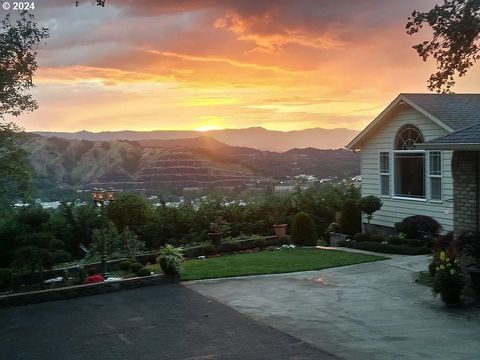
(91, 188, 116, 275)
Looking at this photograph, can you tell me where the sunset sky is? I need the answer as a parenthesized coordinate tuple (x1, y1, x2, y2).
(9, 0, 480, 132)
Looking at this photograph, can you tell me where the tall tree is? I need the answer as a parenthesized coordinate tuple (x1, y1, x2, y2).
(0, 11, 49, 118)
(407, 0, 480, 93)
(0, 11, 49, 208)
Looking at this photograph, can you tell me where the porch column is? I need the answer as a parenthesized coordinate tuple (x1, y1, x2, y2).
(452, 151, 479, 235)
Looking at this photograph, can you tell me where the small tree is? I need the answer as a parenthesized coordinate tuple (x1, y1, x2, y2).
(359, 196, 383, 232)
(118, 227, 145, 260)
(339, 199, 362, 236)
(291, 212, 317, 246)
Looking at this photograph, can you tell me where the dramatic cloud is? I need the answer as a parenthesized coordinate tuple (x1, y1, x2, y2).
(10, 0, 476, 134)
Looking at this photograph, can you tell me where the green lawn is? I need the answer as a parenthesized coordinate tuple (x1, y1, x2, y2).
(147, 248, 388, 281)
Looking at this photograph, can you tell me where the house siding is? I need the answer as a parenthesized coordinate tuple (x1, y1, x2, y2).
(360, 106, 454, 232)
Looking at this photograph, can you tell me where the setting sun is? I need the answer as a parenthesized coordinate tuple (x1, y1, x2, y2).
(194, 125, 224, 132)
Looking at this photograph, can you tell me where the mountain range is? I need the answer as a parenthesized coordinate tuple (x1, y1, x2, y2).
(34, 127, 359, 152)
(22, 134, 360, 194)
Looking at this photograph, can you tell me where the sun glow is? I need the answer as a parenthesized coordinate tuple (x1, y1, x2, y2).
(194, 125, 224, 132)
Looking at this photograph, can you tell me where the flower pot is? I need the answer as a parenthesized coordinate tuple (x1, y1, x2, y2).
(440, 283, 463, 305)
(273, 224, 287, 237)
(208, 232, 222, 247)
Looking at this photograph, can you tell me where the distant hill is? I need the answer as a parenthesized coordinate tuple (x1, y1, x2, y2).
(21, 135, 359, 193)
(34, 127, 359, 152)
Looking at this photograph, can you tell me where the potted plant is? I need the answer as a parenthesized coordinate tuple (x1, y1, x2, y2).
(273, 224, 287, 237)
(432, 250, 463, 305)
(207, 220, 230, 247)
(157, 245, 183, 282)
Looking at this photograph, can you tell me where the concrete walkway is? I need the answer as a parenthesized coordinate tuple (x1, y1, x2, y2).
(186, 254, 480, 360)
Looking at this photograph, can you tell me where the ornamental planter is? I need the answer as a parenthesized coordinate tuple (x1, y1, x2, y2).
(440, 282, 463, 305)
(273, 224, 287, 237)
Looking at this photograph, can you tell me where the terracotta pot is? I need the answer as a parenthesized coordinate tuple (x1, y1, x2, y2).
(273, 224, 287, 237)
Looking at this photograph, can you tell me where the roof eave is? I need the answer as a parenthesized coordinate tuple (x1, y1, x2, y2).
(346, 94, 454, 150)
(416, 143, 480, 150)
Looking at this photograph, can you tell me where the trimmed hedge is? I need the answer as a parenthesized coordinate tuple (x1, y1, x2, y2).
(350, 241, 431, 255)
(291, 212, 317, 246)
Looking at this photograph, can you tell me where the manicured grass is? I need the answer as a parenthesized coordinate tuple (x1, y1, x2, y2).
(147, 248, 387, 281)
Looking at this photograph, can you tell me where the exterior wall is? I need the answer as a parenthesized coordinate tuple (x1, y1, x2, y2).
(452, 151, 479, 234)
(360, 106, 454, 232)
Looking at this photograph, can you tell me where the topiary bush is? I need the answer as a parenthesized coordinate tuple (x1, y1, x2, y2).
(136, 267, 151, 277)
(340, 199, 362, 236)
(359, 195, 383, 231)
(353, 233, 370, 242)
(395, 215, 441, 239)
(119, 260, 132, 272)
(129, 262, 143, 274)
(291, 212, 317, 246)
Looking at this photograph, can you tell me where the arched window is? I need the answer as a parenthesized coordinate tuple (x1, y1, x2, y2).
(394, 124, 424, 150)
(393, 124, 425, 199)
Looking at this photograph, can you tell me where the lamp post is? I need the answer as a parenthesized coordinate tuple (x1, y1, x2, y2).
(91, 188, 115, 275)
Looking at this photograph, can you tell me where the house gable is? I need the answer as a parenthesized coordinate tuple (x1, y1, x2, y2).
(347, 94, 454, 150)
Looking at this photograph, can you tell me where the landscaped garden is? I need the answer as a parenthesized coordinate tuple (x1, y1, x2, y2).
(146, 247, 387, 281)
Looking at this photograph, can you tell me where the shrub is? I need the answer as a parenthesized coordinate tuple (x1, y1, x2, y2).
(136, 267, 151, 277)
(353, 233, 370, 242)
(254, 237, 267, 248)
(396, 215, 441, 239)
(369, 234, 385, 243)
(226, 241, 241, 252)
(278, 235, 292, 245)
(119, 260, 132, 272)
(339, 199, 362, 236)
(351, 241, 431, 255)
(157, 245, 183, 279)
(387, 234, 406, 245)
(0, 268, 13, 289)
(457, 232, 480, 263)
(406, 239, 424, 248)
(291, 212, 317, 246)
(129, 262, 143, 274)
(203, 243, 217, 256)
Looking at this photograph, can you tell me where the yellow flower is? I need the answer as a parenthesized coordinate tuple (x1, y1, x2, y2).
(439, 265, 445, 270)
(440, 252, 446, 261)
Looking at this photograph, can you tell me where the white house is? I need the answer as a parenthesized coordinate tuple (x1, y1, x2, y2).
(347, 93, 480, 235)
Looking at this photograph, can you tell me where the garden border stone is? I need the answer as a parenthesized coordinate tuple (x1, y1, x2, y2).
(0, 274, 168, 309)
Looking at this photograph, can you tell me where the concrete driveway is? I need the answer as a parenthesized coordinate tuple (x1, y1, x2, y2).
(186, 253, 480, 360)
(0, 284, 337, 360)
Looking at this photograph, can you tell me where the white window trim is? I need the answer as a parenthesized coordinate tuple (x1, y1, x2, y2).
(392, 149, 426, 200)
(379, 151, 391, 198)
(428, 151, 443, 202)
